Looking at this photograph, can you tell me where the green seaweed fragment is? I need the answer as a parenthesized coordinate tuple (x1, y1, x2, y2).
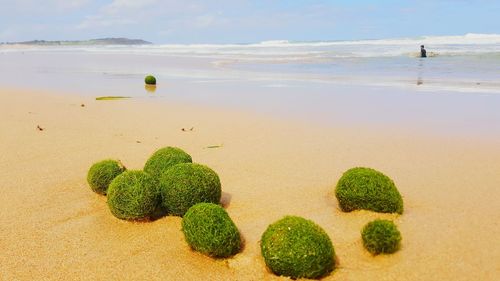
(95, 96, 131, 101)
(205, 144, 223, 149)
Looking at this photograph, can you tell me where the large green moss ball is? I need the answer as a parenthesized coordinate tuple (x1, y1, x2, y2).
(145, 75, 156, 85)
(143, 147, 192, 179)
(182, 203, 241, 258)
(87, 159, 126, 195)
(107, 170, 160, 220)
(362, 219, 402, 255)
(335, 167, 403, 214)
(160, 163, 221, 216)
(260, 216, 335, 279)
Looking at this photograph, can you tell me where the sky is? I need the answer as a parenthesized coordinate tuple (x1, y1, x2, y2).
(0, 0, 499, 44)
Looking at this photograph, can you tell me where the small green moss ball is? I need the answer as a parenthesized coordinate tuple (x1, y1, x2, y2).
(362, 219, 401, 255)
(107, 170, 160, 220)
(87, 159, 126, 195)
(160, 163, 221, 216)
(143, 147, 192, 179)
(145, 75, 156, 85)
(260, 216, 335, 279)
(182, 203, 241, 258)
(335, 167, 404, 214)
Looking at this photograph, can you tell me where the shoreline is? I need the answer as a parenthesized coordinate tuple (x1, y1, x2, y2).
(2, 42, 500, 97)
(1, 87, 499, 280)
(2, 80, 500, 142)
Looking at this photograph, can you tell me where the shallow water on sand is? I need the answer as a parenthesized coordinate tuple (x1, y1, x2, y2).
(0, 50, 499, 137)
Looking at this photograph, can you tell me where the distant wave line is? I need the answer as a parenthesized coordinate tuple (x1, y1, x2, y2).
(2, 33, 500, 59)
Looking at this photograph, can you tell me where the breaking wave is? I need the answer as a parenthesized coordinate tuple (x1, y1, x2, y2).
(3, 33, 500, 60)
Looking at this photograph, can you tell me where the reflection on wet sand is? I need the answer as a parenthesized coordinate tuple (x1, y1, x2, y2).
(145, 84, 157, 93)
(417, 59, 424, 85)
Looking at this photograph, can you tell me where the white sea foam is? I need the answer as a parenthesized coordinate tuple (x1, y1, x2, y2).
(3, 33, 500, 60)
(1, 34, 499, 94)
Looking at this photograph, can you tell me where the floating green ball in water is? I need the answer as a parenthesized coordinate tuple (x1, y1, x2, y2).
(145, 75, 156, 85)
(87, 159, 126, 195)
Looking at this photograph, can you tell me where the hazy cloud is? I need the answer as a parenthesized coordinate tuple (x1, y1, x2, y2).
(0, 0, 499, 43)
(0, 0, 91, 13)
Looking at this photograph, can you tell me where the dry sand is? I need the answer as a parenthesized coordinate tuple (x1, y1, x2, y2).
(1, 88, 499, 280)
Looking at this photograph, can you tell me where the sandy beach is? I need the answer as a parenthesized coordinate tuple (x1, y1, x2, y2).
(0, 86, 499, 280)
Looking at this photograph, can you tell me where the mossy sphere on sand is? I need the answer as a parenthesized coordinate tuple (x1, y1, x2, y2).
(182, 203, 241, 258)
(107, 170, 160, 220)
(160, 163, 221, 216)
(143, 147, 192, 178)
(362, 219, 401, 255)
(145, 75, 156, 85)
(87, 159, 126, 195)
(260, 216, 335, 279)
(335, 167, 404, 214)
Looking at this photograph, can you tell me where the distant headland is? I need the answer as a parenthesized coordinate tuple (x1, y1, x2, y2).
(1, 38, 152, 46)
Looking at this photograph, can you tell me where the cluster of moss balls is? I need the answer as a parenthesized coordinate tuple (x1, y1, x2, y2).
(334, 167, 403, 257)
(88, 146, 222, 221)
(87, 148, 405, 277)
(87, 146, 239, 258)
(261, 216, 335, 279)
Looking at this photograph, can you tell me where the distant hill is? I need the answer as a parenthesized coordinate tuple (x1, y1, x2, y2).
(4, 38, 152, 46)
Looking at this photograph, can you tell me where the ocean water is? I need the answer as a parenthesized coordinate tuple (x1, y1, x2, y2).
(1, 33, 500, 136)
(2, 33, 500, 93)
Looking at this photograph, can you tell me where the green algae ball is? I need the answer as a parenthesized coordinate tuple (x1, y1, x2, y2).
(145, 75, 156, 85)
(160, 163, 221, 216)
(143, 147, 192, 179)
(87, 159, 126, 195)
(335, 167, 404, 214)
(362, 219, 402, 255)
(260, 216, 335, 279)
(182, 203, 241, 258)
(107, 170, 160, 220)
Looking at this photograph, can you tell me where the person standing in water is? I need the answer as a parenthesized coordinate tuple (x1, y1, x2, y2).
(420, 45, 427, 58)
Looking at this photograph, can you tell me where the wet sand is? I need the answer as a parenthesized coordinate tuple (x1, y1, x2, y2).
(1, 88, 499, 280)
